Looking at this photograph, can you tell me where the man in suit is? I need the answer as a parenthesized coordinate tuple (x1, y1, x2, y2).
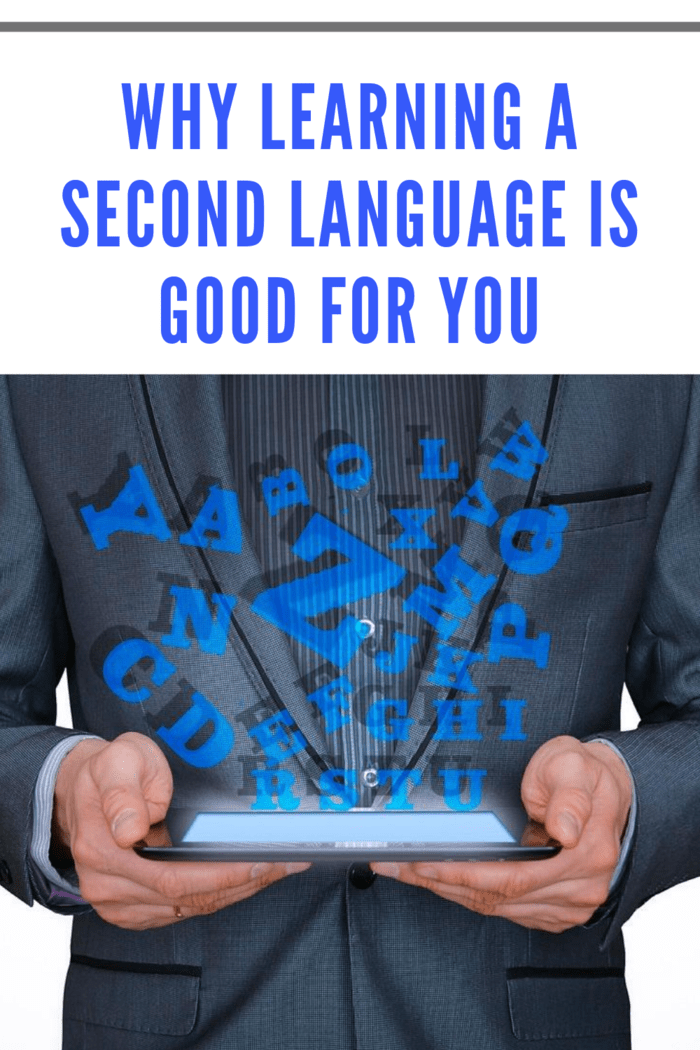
(1, 374, 698, 1049)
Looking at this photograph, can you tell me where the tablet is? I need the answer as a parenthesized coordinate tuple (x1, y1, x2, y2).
(136, 807, 560, 862)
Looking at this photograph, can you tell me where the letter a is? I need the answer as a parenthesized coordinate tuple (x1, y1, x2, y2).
(180, 485, 242, 552)
(81, 464, 171, 550)
(545, 83, 577, 150)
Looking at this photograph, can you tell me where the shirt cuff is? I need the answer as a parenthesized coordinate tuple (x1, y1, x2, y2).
(30, 734, 102, 907)
(589, 737, 638, 893)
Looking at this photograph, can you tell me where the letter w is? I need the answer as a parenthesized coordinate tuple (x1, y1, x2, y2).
(122, 83, 165, 148)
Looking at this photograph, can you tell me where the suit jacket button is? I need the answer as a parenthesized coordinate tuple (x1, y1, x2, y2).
(348, 863, 376, 890)
(0, 860, 12, 885)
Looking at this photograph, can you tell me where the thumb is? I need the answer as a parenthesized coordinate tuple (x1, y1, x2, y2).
(543, 784, 593, 848)
(92, 733, 173, 848)
(522, 739, 596, 849)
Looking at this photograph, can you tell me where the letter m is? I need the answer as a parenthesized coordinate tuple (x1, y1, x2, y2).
(122, 83, 165, 148)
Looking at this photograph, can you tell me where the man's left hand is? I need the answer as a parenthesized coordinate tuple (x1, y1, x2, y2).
(371, 736, 633, 933)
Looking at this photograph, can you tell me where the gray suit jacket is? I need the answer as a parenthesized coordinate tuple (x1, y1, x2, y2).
(1, 374, 699, 1050)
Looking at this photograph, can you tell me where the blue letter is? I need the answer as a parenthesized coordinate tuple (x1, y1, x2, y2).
(404, 545, 496, 640)
(428, 644, 482, 693)
(162, 180, 188, 247)
(360, 84, 387, 148)
(262, 84, 285, 148)
(292, 83, 314, 149)
(198, 181, 227, 246)
(396, 84, 425, 149)
(161, 276, 187, 343)
(321, 84, 352, 148)
(322, 278, 345, 342)
(320, 769, 358, 810)
(237, 181, 264, 247)
(494, 83, 520, 150)
(196, 276, 223, 344)
(499, 505, 568, 575)
(419, 439, 458, 480)
(397, 181, 423, 247)
(389, 508, 436, 550)
(307, 676, 353, 734)
(388, 278, 415, 343)
(610, 181, 637, 247)
(591, 180, 602, 247)
(252, 514, 405, 667)
(173, 83, 200, 149)
(128, 180, 154, 247)
(320, 182, 351, 246)
(326, 442, 372, 490)
(499, 699, 528, 741)
(103, 638, 176, 702)
(292, 181, 314, 246)
(61, 180, 89, 246)
(262, 468, 310, 516)
(489, 421, 548, 481)
(543, 181, 565, 247)
(352, 277, 378, 343)
(232, 277, 258, 344)
(506, 181, 532, 247)
(248, 710, 307, 767)
(97, 181, 119, 247)
(433, 181, 460, 247)
(160, 586, 237, 655)
(367, 699, 412, 741)
(439, 768, 486, 811)
(378, 769, 421, 810)
(511, 277, 537, 345)
(122, 83, 164, 149)
(268, 277, 295, 342)
(456, 83, 484, 148)
(468, 182, 499, 246)
(475, 276, 501, 344)
(433, 700, 482, 740)
(375, 632, 419, 674)
(488, 603, 550, 669)
(451, 479, 499, 527)
(251, 769, 300, 810)
(157, 691, 234, 767)
(81, 463, 171, 550)
(439, 276, 468, 343)
(359, 181, 387, 246)
(545, 84, 576, 149)
(208, 83, 237, 148)
(180, 485, 243, 552)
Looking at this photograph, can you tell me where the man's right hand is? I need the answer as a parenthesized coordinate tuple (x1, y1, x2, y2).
(52, 732, 309, 930)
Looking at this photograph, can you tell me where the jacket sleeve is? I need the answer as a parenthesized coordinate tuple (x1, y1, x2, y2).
(0, 375, 90, 908)
(595, 373, 700, 947)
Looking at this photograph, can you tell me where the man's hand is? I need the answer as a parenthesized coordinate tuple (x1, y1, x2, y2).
(53, 732, 309, 930)
(371, 736, 633, 933)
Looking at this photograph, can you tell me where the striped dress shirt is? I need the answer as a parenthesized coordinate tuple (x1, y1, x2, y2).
(222, 375, 481, 805)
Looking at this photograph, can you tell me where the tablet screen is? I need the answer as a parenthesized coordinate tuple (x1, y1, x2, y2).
(181, 810, 516, 845)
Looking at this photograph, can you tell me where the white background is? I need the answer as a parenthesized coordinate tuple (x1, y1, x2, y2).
(0, 25, 698, 371)
(0, 13, 699, 1049)
(4, 1, 700, 24)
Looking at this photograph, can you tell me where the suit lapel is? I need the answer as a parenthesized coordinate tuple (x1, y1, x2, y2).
(127, 374, 333, 785)
(386, 375, 562, 794)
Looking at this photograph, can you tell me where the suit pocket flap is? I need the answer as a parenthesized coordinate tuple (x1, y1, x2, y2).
(64, 955, 200, 1036)
(539, 484, 651, 531)
(507, 968, 630, 1041)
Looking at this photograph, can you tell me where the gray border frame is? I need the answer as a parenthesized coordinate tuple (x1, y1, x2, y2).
(0, 22, 699, 32)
